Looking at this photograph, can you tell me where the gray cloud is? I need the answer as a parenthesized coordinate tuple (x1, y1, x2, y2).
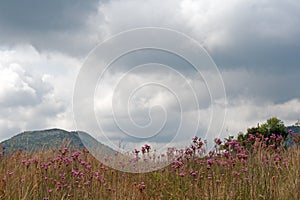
(0, 0, 103, 57)
(0, 1, 99, 30)
(0, 0, 300, 148)
(222, 69, 300, 104)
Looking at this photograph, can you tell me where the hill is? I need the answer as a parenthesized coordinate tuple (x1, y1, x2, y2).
(0, 128, 114, 154)
(287, 125, 300, 133)
(286, 125, 300, 146)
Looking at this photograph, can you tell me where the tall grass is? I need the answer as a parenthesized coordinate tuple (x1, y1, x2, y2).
(0, 134, 299, 200)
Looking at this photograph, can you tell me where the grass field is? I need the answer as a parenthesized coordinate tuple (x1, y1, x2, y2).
(0, 134, 299, 200)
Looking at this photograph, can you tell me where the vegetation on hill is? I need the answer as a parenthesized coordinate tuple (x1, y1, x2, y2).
(0, 129, 84, 153)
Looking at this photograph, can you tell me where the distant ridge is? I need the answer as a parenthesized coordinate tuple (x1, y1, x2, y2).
(0, 128, 113, 153)
(286, 125, 300, 147)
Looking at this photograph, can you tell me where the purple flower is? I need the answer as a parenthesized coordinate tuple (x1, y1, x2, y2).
(179, 172, 186, 177)
(8, 171, 14, 175)
(207, 158, 214, 166)
(189, 170, 198, 176)
(138, 181, 146, 192)
(72, 151, 81, 159)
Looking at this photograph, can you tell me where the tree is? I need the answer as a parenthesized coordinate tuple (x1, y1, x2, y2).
(247, 117, 288, 138)
(237, 132, 246, 143)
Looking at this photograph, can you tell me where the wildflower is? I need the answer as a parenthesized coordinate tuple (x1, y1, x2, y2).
(233, 171, 240, 176)
(189, 170, 198, 176)
(141, 146, 146, 154)
(223, 152, 231, 158)
(179, 172, 186, 177)
(57, 182, 62, 190)
(138, 182, 146, 192)
(214, 138, 222, 145)
(84, 181, 90, 186)
(71, 151, 81, 159)
(8, 171, 14, 175)
(270, 134, 276, 139)
(222, 161, 228, 166)
(86, 165, 92, 170)
(133, 149, 140, 155)
(144, 144, 151, 152)
(59, 173, 65, 180)
(236, 153, 248, 160)
(197, 141, 204, 149)
(192, 136, 199, 143)
(207, 158, 214, 166)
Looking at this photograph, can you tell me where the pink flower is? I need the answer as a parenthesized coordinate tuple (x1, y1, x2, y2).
(137, 182, 146, 192)
(214, 138, 222, 145)
(233, 171, 240, 176)
(8, 171, 14, 175)
(179, 172, 186, 177)
(86, 165, 92, 170)
(72, 151, 81, 159)
(189, 170, 198, 176)
(84, 181, 90, 186)
(237, 153, 248, 160)
(133, 149, 140, 155)
(207, 158, 214, 166)
(144, 144, 151, 152)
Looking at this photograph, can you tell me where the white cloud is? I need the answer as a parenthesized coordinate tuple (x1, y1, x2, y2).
(222, 98, 300, 137)
(0, 45, 80, 141)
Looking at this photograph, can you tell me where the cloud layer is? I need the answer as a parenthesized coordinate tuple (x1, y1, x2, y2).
(0, 0, 299, 149)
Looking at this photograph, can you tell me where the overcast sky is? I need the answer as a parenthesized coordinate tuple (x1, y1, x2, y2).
(0, 0, 299, 150)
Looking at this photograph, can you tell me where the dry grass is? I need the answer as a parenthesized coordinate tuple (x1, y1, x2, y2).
(0, 136, 299, 200)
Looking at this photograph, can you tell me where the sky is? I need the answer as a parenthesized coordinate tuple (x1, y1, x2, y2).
(0, 0, 300, 151)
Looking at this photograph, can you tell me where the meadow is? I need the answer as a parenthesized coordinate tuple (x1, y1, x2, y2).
(0, 134, 299, 200)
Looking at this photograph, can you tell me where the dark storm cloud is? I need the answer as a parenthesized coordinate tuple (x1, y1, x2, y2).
(0, 0, 103, 56)
(0, 0, 98, 30)
(205, 1, 300, 73)
(222, 69, 300, 104)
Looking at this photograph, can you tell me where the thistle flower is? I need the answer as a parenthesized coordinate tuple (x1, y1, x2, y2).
(138, 181, 146, 192)
(179, 172, 186, 177)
